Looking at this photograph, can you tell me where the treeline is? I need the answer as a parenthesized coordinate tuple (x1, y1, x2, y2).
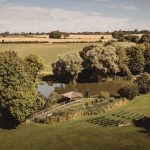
(0, 40, 49, 44)
(52, 44, 150, 83)
(1, 29, 150, 37)
(112, 30, 150, 43)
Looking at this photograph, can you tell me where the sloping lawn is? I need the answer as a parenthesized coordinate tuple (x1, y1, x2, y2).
(0, 94, 149, 150)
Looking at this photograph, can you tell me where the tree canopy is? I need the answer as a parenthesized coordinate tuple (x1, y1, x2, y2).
(52, 52, 83, 83)
(126, 46, 145, 75)
(24, 54, 44, 79)
(80, 45, 119, 79)
(49, 31, 62, 39)
(0, 51, 45, 123)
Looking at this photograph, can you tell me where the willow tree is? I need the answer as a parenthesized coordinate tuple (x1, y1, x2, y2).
(80, 45, 119, 80)
(52, 52, 83, 83)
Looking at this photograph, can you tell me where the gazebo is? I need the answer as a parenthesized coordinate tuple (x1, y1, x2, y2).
(62, 91, 83, 102)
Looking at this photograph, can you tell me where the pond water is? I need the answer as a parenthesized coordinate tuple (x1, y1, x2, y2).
(37, 80, 125, 99)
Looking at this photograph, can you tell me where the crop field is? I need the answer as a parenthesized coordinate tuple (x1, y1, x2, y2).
(0, 34, 114, 43)
(0, 41, 132, 73)
(0, 94, 149, 150)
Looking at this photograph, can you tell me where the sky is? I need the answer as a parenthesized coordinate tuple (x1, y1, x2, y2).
(0, 0, 150, 33)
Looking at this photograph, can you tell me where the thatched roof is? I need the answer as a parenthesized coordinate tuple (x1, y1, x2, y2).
(62, 91, 83, 99)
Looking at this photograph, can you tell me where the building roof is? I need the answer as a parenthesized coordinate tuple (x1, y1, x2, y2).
(62, 91, 83, 99)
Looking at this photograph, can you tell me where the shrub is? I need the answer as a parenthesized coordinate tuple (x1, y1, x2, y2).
(118, 83, 138, 100)
(45, 92, 61, 107)
(101, 36, 104, 39)
(99, 91, 110, 99)
(135, 73, 150, 94)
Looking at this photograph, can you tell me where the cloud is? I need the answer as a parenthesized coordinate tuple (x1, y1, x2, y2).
(112, 4, 138, 11)
(0, 0, 7, 2)
(96, 0, 111, 2)
(0, 5, 147, 33)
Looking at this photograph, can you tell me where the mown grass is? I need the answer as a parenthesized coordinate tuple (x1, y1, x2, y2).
(0, 42, 132, 72)
(0, 94, 149, 150)
(0, 43, 102, 72)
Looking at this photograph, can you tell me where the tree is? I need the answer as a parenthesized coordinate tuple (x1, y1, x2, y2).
(116, 47, 132, 79)
(62, 32, 70, 39)
(126, 46, 145, 75)
(140, 34, 150, 43)
(49, 31, 62, 39)
(112, 31, 124, 40)
(118, 83, 138, 100)
(80, 45, 119, 79)
(0, 51, 45, 123)
(52, 52, 83, 83)
(144, 45, 150, 73)
(24, 54, 44, 79)
(135, 73, 150, 94)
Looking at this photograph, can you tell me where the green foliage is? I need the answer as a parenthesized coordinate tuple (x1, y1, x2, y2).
(24, 54, 44, 78)
(62, 32, 70, 39)
(112, 31, 124, 40)
(140, 34, 150, 43)
(49, 30, 62, 39)
(0, 51, 45, 122)
(135, 73, 150, 94)
(118, 82, 138, 100)
(126, 46, 145, 75)
(52, 51, 83, 82)
(144, 45, 150, 73)
(45, 92, 61, 107)
(116, 47, 132, 79)
(80, 45, 119, 79)
(125, 35, 140, 43)
(99, 91, 110, 99)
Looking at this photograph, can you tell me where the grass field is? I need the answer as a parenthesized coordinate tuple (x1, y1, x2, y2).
(0, 42, 132, 73)
(0, 94, 149, 150)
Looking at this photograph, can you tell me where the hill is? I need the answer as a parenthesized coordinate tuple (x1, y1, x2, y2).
(0, 94, 149, 150)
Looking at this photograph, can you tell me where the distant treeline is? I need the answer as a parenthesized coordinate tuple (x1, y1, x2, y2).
(1, 29, 150, 37)
(0, 40, 49, 44)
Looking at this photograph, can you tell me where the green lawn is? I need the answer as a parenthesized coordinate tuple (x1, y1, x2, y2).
(0, 94, 149, 150)
(0, 42, 131, 72)
(0, 43, 102, 72)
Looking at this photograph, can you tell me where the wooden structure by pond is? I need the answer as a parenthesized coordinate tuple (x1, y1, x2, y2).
(62, 91, 83, 102)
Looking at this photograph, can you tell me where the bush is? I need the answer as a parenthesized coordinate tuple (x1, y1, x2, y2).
(101, 36, 104, 39)
(118, 83, 138, 100)
(99, 91, 110, 99)
(135, 73, 150, 94)
(45, 92, 61, 108)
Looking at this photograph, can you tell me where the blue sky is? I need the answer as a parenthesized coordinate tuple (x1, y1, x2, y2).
(0, 0, 150, 32)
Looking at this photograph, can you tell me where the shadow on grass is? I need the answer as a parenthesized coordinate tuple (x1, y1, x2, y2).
(133, 117, 150, 135)
(0, 110, 19, 129)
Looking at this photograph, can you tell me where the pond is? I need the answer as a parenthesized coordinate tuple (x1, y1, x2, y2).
(37, 80, 125, 99)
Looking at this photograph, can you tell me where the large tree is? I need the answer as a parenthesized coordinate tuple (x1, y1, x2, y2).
(140, 34, 150, 43)
(52, 52, 83, 83)
(135, 73, 150, 94)
(24, 54, 44, 79)
(126, 46, 145, 75)
(80, 45, 119, 79)
(144, 45, 150, 73)
(116, 46, 132, 79)
(0, 51, 45, 123)
(49, 30, 62, 39)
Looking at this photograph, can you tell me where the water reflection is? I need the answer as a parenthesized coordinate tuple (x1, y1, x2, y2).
(38, 80, 124, 99)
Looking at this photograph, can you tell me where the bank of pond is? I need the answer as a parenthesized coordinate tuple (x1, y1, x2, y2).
(37, 80, 125, 99)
